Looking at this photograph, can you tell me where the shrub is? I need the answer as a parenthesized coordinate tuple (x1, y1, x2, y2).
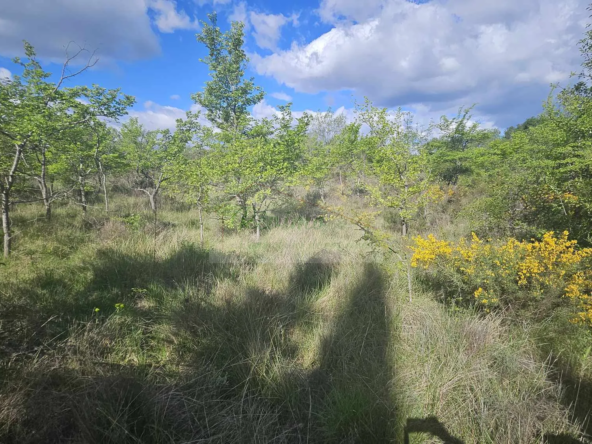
(410, 231, 592, 325)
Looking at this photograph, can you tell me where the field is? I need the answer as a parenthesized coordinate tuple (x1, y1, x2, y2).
(0, 195, 589, 444)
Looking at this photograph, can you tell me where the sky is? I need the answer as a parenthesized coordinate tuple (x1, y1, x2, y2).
(0, 0, 589, 132)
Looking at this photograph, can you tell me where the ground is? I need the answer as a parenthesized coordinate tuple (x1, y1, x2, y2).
(0, 197, 587, 443)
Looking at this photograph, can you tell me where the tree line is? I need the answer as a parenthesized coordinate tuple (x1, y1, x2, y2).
(2, 10, 592, 261)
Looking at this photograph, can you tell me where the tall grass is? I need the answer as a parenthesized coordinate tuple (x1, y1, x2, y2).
(0, 196, 587, 443)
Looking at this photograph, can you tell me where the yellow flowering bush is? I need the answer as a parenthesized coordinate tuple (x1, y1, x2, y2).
(410, 231, 592, 326)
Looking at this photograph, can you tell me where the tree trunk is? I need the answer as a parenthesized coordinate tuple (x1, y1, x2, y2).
(339, 170, 344, 195)
(236, 196, 248, 229)
(252, 202, 260, 241)
(2, 190, 11, 259)
(149, 192, 157, 213)
(79, 175, 87, 215)
(402, 220, 408, 237)
(38, 148, 52, 221)
(101, 172, 109, 212)
(3, 143, 24, 258)
(198, 205, 204, 247)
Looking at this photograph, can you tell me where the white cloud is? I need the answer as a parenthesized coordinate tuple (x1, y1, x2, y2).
(195, 0, 231, 5)
(249, 11, 298, 51)
(253, 0, 588, 127)
(229, 2, 250, 29)
(252, 100, 281, 119)
(0, 67, 11, 80)
(270, 91, 293, 101)
(148, 0, 199, 33)
(170, 94, 181, 100)
(0, 0, 160, 62)
(0, 0, 199, 63)
(128, 100, 208, 131)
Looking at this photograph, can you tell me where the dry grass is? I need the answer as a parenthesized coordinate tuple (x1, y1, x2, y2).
(0, 196, 588, 443)
(395, 288, 582, 443)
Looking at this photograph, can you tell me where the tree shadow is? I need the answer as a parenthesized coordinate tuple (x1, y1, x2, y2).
(0, 243, 305, 444)
(170, 252, 339, 411)
(2, 246, 467, 443)
(549, 365, 592, 441)
(543, 433, 588, 444)
(403, 417, 465, 444)
(0, 244, 251, 363)
(289, 249, 340, 295)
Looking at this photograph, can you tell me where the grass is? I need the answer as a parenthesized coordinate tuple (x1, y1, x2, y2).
(0, 195, 589, 443)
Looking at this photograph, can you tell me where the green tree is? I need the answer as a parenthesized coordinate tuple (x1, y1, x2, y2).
(503, 115, 544, 139)
(193, 12, 264, 134)
(91, 124, 126, 213)
(210, 106, 310, 239)
(356, 100, 431, 237)
(426, 106, 499, 184)
(165, 111, 212, 245)
(0, 42, 133, 256)
(122, 118, 183, 213)
(299, 110, 347, 202)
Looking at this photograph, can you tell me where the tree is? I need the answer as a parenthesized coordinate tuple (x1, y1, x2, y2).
(0, 42, 133, 256)
(357, 100, 431, 237)
(193, 12, 310, 238)
(426, 106, 499, 184)
(193, 12, 264, 134)
(330, 122, 363, 195)
(122, 118, 183, 213)
(300, 111, 350, 201)
(91, 124, 126, 212)
(165, 112, 212, 245)
(503, 115, 544, 139)
(209, 106, 310, 239)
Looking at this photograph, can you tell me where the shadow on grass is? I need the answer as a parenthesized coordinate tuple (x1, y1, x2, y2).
(550, 366, 592, 441)
(403, 417, 465, 444)
(1, 247, 462, 443)
(311, 262, 396, 442)
(0, 243, 250, 361)
(543, 433, 588, 444)
(170, 256, 400, 442)
(0, 363, 297, 444)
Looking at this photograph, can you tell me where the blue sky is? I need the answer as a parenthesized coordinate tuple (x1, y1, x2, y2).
(0, 0, 589, 131)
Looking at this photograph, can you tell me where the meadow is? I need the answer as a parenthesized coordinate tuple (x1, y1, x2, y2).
(0, 193, 589, 443)
(3, 10, 592, 443)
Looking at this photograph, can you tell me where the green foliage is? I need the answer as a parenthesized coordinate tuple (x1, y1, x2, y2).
(426, 106, 500, 184)
(355, 99, 430, 235)
(193, 12, 264, 133)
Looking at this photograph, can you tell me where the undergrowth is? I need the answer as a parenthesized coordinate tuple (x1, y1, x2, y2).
(0, 197, 588, 443)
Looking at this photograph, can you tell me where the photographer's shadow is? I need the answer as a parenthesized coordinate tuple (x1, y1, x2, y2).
(404, 416, 464, 444)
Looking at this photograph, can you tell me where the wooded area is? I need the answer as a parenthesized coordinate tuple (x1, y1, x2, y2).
(1, 9, 592, 444)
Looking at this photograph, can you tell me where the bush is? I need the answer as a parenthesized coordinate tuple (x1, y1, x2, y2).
(410, 231, 592, 325)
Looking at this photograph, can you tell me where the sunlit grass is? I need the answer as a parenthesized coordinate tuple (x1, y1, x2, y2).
(0, 195, 587, 443)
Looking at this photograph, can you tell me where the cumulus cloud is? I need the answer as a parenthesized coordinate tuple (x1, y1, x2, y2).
(170, 94, 181, 100)
(270, 91, 293, 101)
(253, 0, 588, 127)
(228, 1, 249, 29)
(148, 0, 199, 33)
(128, 101, 207, 131)
(0, 67, 11, 80)
(251, 100, 281, 119)
(195, 0, 231, 5)
(0, 0, 160, 62)
(249, 11, 299, 51)
(0, 0, 199, 63)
